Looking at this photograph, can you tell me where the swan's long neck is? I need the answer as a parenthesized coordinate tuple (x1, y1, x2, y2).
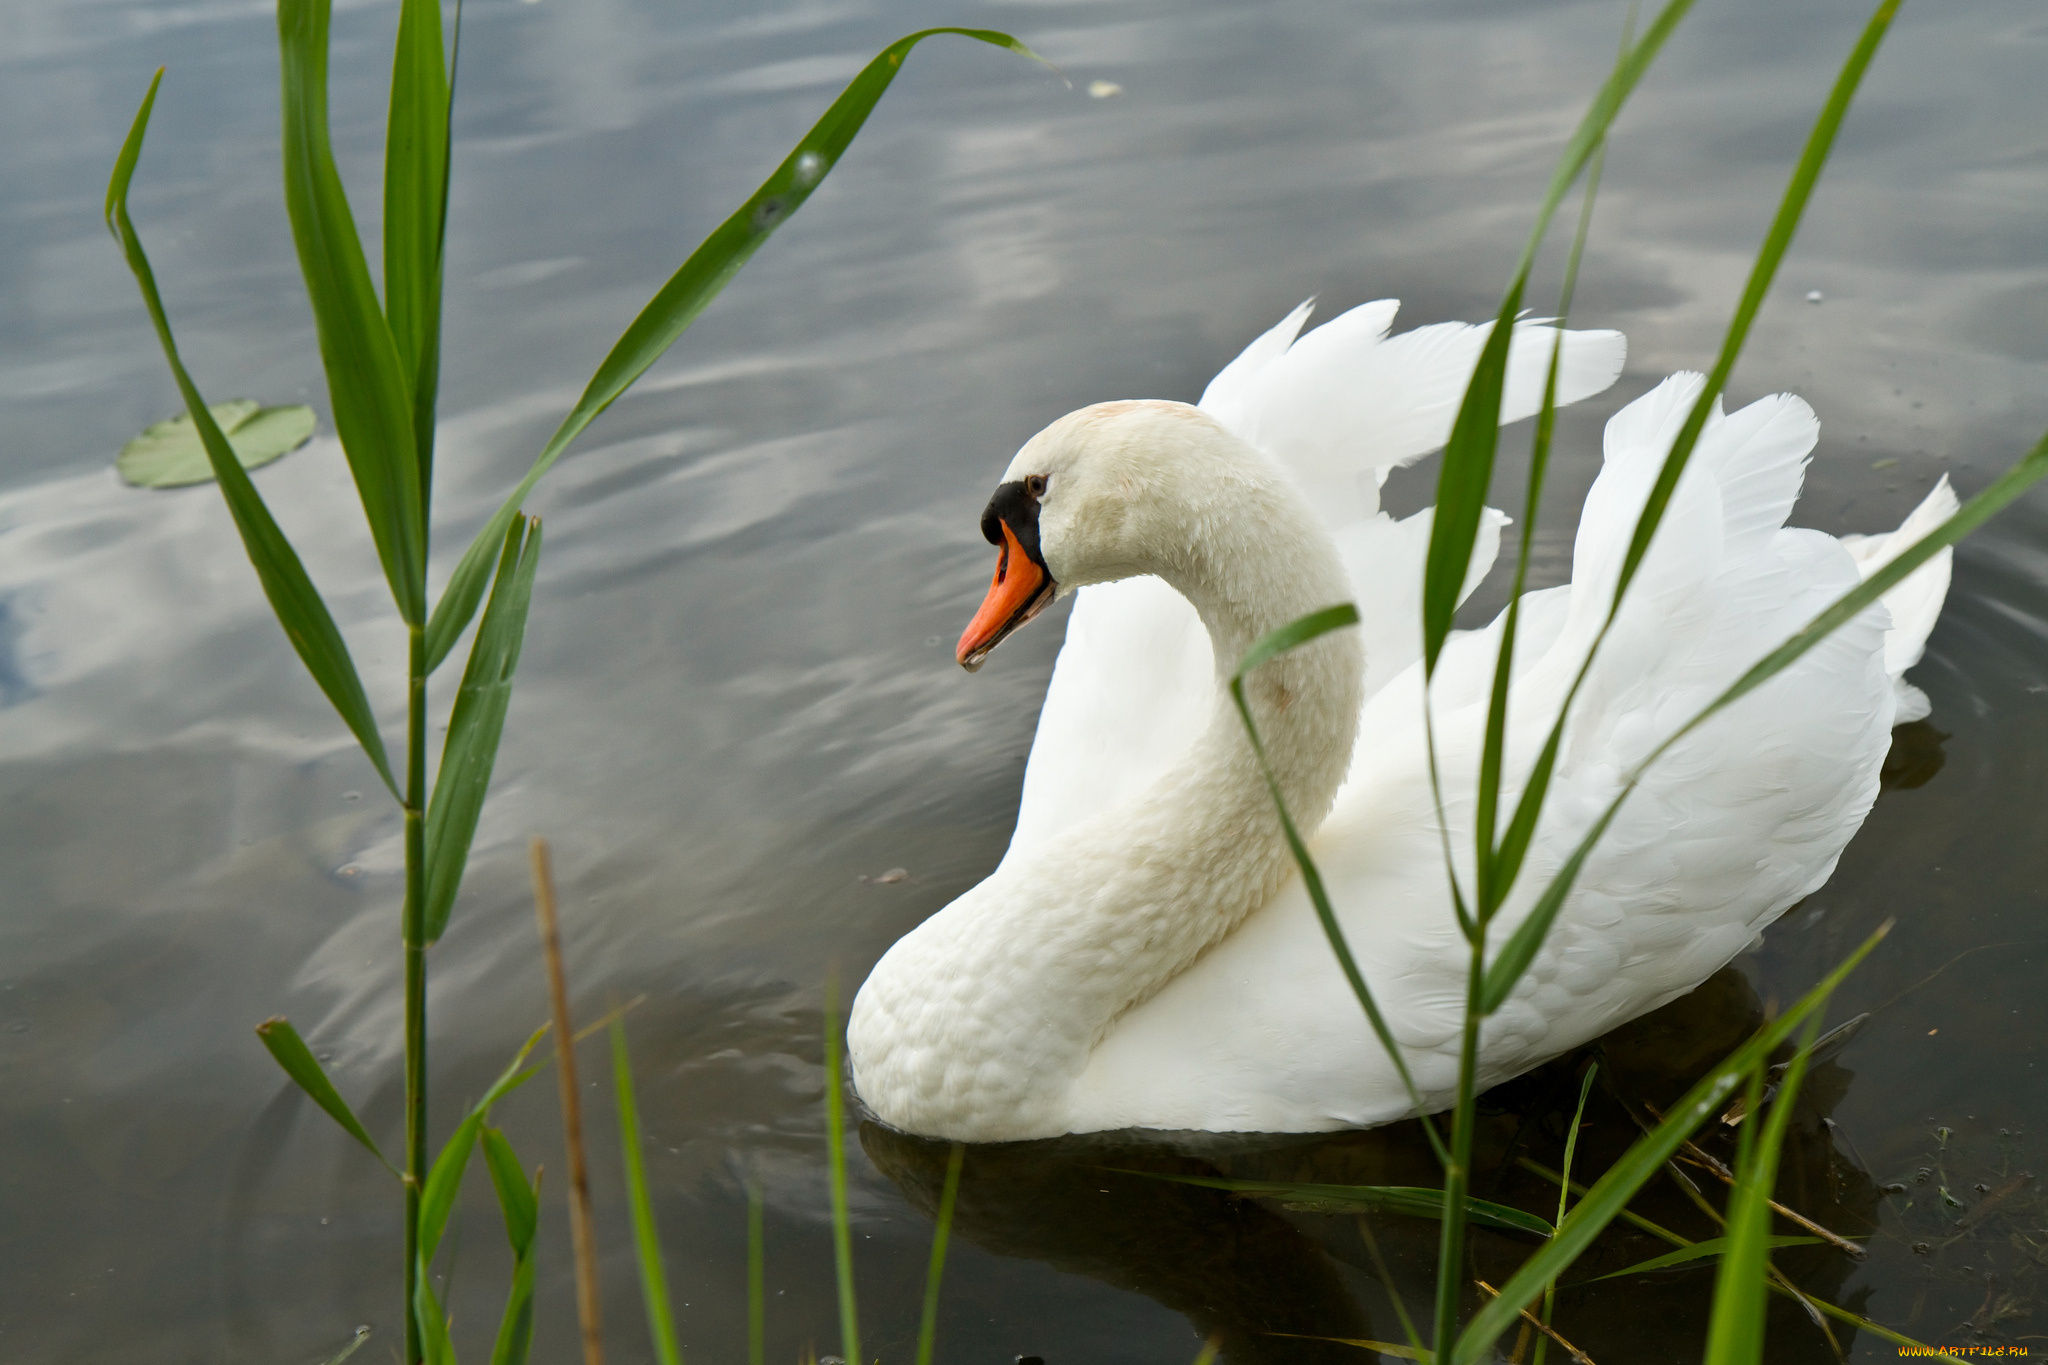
(850, 431, 1364, 1140)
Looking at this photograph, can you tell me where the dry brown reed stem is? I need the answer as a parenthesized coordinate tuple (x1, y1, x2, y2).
(1635, 1099, 1866, 1259)
(533, 837, 604, 1365)
(1474, 1281, 1595, 1365)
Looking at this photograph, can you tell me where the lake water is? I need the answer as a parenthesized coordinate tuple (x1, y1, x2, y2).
(4, 0, 2047, 1360)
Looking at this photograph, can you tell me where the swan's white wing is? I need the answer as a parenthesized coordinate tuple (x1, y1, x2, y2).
(1003, 303, 1626, 865)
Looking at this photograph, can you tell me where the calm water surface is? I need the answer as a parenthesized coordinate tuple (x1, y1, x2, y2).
(3, 0, 2047, 1360)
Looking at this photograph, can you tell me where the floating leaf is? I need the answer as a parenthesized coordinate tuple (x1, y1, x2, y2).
(118, 401, 316, 488)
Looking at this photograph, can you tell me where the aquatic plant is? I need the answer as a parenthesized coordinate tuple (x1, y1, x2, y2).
(104, 4, 1033, 1361)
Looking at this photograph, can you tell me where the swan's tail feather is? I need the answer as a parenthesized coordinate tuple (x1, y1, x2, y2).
(1838, 475, 1957, 723)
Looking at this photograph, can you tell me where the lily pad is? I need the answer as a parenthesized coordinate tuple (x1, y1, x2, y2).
(118, 400, 316, 488)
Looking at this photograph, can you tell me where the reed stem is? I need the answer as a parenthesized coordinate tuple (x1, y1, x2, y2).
(402, 620, 428, 1365)
(533, 838, 605, 1365)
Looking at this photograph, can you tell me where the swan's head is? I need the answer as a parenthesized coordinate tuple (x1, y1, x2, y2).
(957, 399, 1255, 670)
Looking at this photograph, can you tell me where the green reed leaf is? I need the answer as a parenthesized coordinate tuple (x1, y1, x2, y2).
(424, 516, 542, 942)
(254, 1016, 396, 1173)
(1230, 607, 1449, 1167)
(414, 1266, 457, 1365)
(419, 1110, 482, 1266)
(1122, 1171, 1552, 1237)
(824, 971, 861, 1365)
(915, 1143, 966, 1365)
(1419, 0, 1695, 676)
(117, 401, 316, 488)
(278, 0, 427, 624)
(481, 1127, 537, 1252)
(384, 0, 451, 489)
(1450, 924, 1885, 1364)
(1705, 1016, 1824, 1365)
(424, 27, 1047, 671)
(1593, 1236, 1823, 1282)
(612, 1019, 682, 1365)
(108, 73, 397, 798)
(483, 1130, 540, 1365)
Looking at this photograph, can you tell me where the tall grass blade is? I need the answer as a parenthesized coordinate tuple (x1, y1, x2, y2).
(1450, 925, 1885, 1363)
(1118, 1171, 1550, 1236)
(746, 1184, 766, 1365)
(383, 0, 452, 485)
(913, 1143, 965, 1365)
(1704, 1016, 1823, 1364)
(1418, 0, 1695, 675)
(423, 516, 542, 941)
(1531, 1062, 1599, 1365)
(414, 1275, 457, 1365)
(1595, 1235, 1822, 1282)
(1616, 0, 1901, 599)
(822, 972, 861, 1365)
(483, 1129, 540, 1365)
(277, 0, 427, 624)
(1230, 605, 1447, 1165)
(106, 73, 397, 798)
(424, 27, 1045, 670)
(611, 1019, 683, 1365)
(418, 1113, 481, 1265)
(253, 1017, 396, 1173)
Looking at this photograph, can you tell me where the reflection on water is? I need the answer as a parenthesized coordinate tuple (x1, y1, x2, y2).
(865, 969, 1883, 1363)
(2, 0, 2048, 1359)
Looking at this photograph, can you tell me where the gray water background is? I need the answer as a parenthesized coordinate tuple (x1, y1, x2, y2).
(4, 0, 2048, 1359)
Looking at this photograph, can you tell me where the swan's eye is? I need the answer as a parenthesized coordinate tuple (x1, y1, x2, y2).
(1025, 474, 1048, 499)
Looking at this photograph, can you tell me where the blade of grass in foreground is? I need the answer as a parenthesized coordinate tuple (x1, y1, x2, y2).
(383, 0, 451, 484)
(612, 1019, 683, 1365)
(106, 72, 398, 799)
(424, 27, 1048, 670)
(823, 972, 861, 1365)
(1449, 925, 1885, 1364)
(1704, 1014, 1823, 1364)
(914, 1143, 966, 1365)
(423, 515, 543, 941)
(253, 1017, 396, 1174)
(1419, 0, 1696, 674)
(1531, 1062, 1599, 1365)
(1229, 604, 1447, 1166)
(277, 0, 427, 624)
(482, 1128, 541, 1365)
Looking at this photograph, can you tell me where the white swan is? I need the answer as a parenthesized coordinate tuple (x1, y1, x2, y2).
(848, 300, 1954, 1142)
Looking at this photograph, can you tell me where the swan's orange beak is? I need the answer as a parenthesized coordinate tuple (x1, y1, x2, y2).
(957, 519, 1055, 671)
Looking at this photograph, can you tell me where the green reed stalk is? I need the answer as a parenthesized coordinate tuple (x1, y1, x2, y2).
(823, 974, 861, 1365)
(747, 1184, 766, 1365)
(1530, 1063, 1597, 1365)
(914, 1144, 967, 1365)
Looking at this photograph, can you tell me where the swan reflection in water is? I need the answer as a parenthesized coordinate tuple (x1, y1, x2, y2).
(863, 966, 1885, 1363)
